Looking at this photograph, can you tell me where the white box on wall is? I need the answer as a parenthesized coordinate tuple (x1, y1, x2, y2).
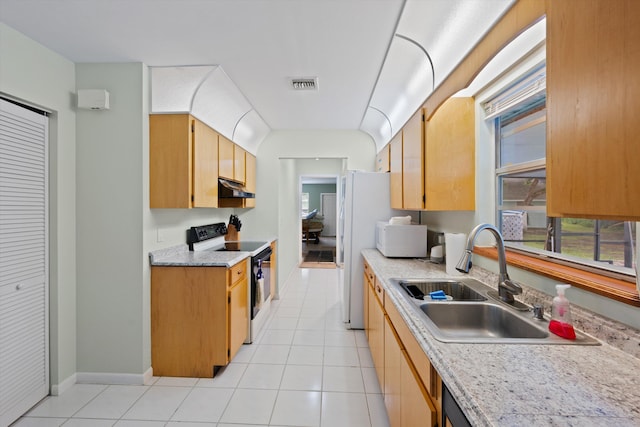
(77, 89, 110, 110)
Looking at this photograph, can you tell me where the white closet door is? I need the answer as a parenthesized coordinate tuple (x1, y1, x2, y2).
(0, 99, 49, 426)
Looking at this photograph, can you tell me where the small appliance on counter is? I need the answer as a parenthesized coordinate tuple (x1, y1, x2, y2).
(376, 220, 428, 258)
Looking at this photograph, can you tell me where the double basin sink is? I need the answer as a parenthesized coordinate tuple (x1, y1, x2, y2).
(389, 278, 599, 345)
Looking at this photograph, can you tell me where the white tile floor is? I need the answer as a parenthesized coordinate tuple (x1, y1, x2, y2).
(14, 268, 390, 427)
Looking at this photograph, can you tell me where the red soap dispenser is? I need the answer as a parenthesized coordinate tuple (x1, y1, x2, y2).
(549, 284, 576, 340)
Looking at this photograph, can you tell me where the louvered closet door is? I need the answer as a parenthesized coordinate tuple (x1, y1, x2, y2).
(0, 99, 49, 426)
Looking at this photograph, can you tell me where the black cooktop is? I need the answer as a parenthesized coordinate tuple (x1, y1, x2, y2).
(214, 241, 267, 252)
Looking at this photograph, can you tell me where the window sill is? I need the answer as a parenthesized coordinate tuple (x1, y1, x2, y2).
(473, 246, 640, 307)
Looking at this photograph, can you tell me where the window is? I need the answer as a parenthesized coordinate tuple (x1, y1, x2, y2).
(301, 193, 310, 215)
(488, 65, 637, 281)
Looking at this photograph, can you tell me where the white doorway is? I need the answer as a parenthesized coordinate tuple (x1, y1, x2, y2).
(320, 193, 337, 236)
(300, 175, 338, 267)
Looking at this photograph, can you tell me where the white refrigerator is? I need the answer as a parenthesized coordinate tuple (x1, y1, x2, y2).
(340, 171, 396, 329)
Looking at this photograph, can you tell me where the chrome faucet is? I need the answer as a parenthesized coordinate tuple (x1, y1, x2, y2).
(455, 223, 522, 304)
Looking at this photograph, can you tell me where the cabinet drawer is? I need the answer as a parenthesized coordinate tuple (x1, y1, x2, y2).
(364, 260, 375, 285)
(229, 260, 247, 286)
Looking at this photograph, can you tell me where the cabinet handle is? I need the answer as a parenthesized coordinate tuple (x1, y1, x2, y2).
(376, 285, 381, 293)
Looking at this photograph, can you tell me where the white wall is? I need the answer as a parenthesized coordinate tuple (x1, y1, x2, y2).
(242, 130, 375, 293)
(0, 23, 78, 392)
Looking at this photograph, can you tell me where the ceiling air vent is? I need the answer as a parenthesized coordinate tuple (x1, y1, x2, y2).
(291, 77, 318, 91)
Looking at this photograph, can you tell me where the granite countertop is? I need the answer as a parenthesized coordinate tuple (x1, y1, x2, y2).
(362, 249, 640, 426)
(149, 238, 277, 268)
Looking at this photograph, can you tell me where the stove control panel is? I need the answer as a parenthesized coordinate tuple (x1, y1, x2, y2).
(187, 222, 228, 248)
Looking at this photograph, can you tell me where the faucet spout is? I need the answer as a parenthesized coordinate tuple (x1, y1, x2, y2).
(455, 223, 522, 304)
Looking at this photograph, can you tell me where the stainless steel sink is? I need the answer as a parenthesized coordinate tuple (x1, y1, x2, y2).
(389, 277, 600, 345)
(394, 278, 487, 301)
(419, 302, 548, 341)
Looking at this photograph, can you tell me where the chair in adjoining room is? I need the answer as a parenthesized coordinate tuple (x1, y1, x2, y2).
(302, 209, 324, 244)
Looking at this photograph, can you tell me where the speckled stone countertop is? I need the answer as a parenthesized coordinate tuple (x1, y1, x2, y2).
(362, 249, 640, 426)
(149, 244, 248, 267)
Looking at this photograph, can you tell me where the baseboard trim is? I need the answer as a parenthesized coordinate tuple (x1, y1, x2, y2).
(51, 373, 77, 396)
(76, 367, 153, 386)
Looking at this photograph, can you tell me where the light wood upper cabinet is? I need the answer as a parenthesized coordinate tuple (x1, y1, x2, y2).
(546, 0, 640, 221)
(151, 260, 248, 378)
(389, 133, 404, 209)
(424, 97, 475, 211)
(218, 135, 235, 181)
(219, 135, 247, 184)
(150, 114, 218, 208)
(403, 110, 425, 210)
(376, 144, 390, 173)
(244, 152, 256, 208)
(234, 144, 246, 184)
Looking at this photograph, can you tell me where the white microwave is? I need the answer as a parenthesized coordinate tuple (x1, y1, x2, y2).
(376, 222, 428, 258)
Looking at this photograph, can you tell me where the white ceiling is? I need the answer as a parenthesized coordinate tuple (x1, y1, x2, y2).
(0, 0, 515, 151)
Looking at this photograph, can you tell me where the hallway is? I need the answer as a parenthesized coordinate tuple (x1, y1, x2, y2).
(15, 268, 390, 427)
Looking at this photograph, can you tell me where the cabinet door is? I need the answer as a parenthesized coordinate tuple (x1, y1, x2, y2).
(402, 110, 425, 210)
(149, 114, 192, 208)
(401, 348, 437, 427)
(151, 266, 228, 377)
(234, 144, 246, 183)
(368, 280, 385, 391)
(244, 152, 256, 208)
(546, 0, 640, 220)
(384, 316, 402, 427)
(218, 135, 235, 180)
(424, 97, 475, 211)
(376, 144, 390, 172)
(192, 119, 219, 207)
(228, 276, 248, 361)
(389, 133, 403, 209)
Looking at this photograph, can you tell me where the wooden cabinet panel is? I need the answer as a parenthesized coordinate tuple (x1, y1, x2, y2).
(150, 114, 219, 208)
(244, 152, 256, 208)
(151, 266, 228, 377)
(228, 274, 248, 361)
(234, 144, 246, 184)
(402, 110, 425, 210)
(149, 114, 192, 208)
(424, 97, 475, 211)
(546, 0, 640, 220)
(218, 135, 235, 180)
(151, 260, 249, 378)
(368, 280, 385, 391)
(386, 295, 441, 413)
(384, 316, 402, 427)
(193, 119, 219, 207)
(401, 348, 438, 427)
(376, 144, 390, 172)
(389, 133, 403, 209)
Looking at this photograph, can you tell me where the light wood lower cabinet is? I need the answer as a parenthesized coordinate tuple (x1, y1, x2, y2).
(368, 277, 385, 391)
(365, 262, 441, 426)
(151, 260, 248, 377)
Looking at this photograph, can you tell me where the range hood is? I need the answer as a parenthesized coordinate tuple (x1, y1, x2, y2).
(218, 178, 255, 199)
